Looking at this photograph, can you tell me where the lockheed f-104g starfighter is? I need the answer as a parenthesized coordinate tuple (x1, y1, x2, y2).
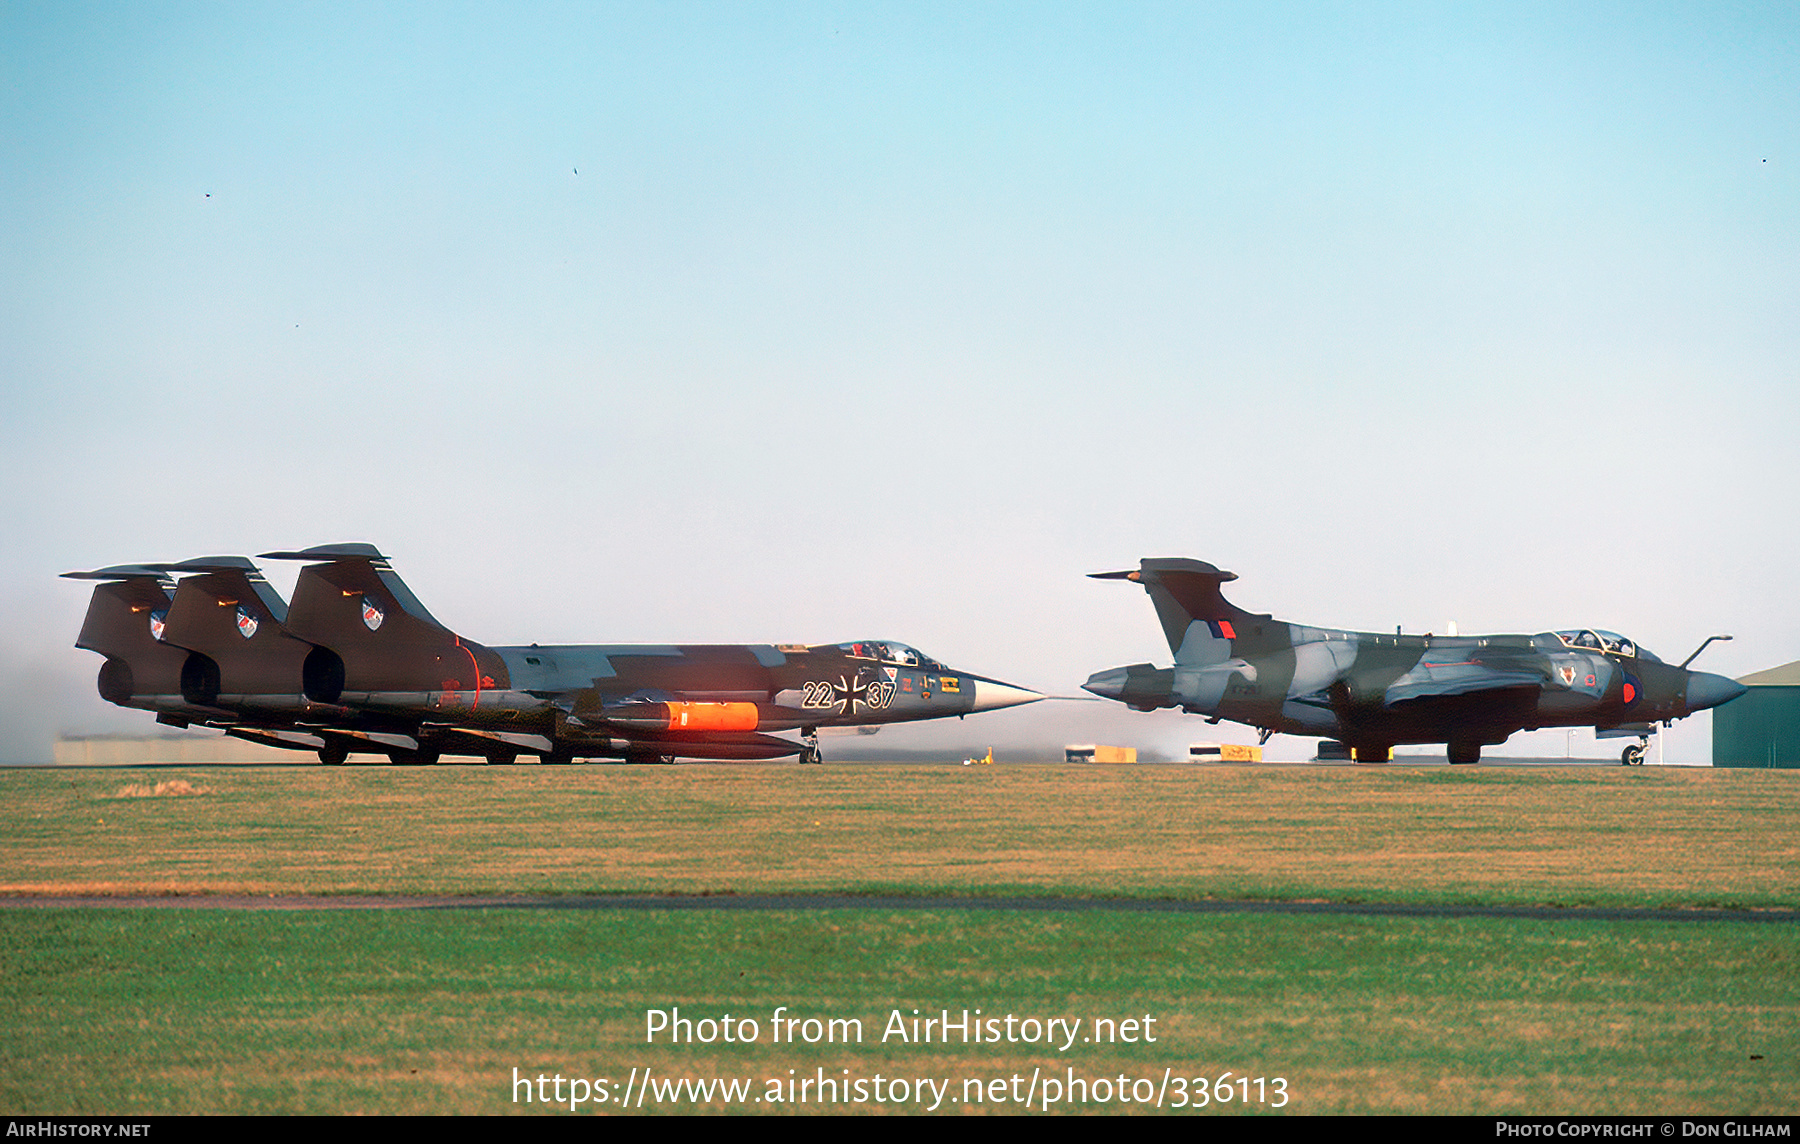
(64, 544, 1041, 765)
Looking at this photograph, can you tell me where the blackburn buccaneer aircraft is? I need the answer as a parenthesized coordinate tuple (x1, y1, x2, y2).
(64, 545, 1041, 765)
(1084, 558, 1745, 765)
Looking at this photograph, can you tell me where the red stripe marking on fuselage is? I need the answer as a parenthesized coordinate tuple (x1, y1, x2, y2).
(457, 637, 481, 710)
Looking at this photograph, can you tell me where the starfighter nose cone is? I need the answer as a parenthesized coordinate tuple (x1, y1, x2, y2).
(1686, 672, 1748, 713)
(968, 679, 1044, 712)
(1082, 667, 1128, 700)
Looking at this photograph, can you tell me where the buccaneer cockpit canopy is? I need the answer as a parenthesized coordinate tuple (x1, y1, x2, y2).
(837, 640, 945, 671)
(1553, 630, 1661, 662)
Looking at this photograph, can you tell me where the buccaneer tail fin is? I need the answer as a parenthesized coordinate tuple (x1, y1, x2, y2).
(1089, 558, 1264, 665)
(259, 543, 508, 702)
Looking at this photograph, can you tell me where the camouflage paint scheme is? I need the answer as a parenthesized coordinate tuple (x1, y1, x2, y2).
(64, 545, 1041, 764)
(1084, 558, 1746, 764)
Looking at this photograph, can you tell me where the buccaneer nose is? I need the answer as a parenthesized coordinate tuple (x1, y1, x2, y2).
(1686, 672, 1747, 712)
(1082, 667, 1128, 700)
(969, 679, 1045, 712)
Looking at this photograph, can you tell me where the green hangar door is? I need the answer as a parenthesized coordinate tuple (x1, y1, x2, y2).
(1713, 661, 1800, 768)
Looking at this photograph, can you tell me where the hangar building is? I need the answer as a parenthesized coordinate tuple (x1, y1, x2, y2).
(1712, 661, 1800, 769)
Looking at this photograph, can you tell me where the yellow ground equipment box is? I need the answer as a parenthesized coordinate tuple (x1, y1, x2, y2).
(1065, 744, 1137, 764)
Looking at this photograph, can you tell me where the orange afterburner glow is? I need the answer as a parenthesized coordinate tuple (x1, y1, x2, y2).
(666, 702, 760, 731)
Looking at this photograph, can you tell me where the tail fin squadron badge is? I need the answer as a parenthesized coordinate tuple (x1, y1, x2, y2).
(149, 610, 167, 642)
(235, 606, 259, 640)
(361, 596, 385, 631)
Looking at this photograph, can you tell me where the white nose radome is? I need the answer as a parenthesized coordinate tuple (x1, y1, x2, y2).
(969, 680, 1044, 712)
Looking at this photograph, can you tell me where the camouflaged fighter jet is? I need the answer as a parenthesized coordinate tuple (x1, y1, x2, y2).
(64, 545, 1041, 765)
(1083, 558, 1746, 765)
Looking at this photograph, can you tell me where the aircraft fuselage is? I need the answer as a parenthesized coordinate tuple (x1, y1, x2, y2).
(1084, 558, 1745, 763)
(65, 549, 1040, 764)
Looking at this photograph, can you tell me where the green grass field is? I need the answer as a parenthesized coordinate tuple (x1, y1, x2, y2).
(2, 763, 1797, 1115)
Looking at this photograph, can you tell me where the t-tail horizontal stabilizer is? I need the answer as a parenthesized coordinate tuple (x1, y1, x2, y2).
(1090, 558, 1264, 660)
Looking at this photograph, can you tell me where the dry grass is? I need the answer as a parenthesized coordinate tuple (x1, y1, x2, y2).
(110, 779, 212, 798)
(2, 764, 1795, 908)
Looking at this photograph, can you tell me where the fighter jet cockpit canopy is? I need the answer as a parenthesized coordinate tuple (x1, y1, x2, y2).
(1552, 630, 1661, 662)
(837, 641, 945, 671)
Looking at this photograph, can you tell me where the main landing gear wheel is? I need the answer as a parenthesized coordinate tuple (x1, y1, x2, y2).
(1621, 741, 1648, 767)
(1447, 742, 1482, 765)
(317, 742, 348, 766)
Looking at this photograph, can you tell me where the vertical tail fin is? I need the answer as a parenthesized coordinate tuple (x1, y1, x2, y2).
(61, 565, 189, 708)
(159, 557, 315, 707)
(259, 544, 509, 698)
(1089, 558, 1263, 665)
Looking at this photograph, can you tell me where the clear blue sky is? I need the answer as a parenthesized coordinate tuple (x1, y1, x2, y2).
(3, 2, 1795, 762)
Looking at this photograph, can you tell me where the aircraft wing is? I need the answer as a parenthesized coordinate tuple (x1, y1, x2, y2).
(1382, 662, 1545, 706)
